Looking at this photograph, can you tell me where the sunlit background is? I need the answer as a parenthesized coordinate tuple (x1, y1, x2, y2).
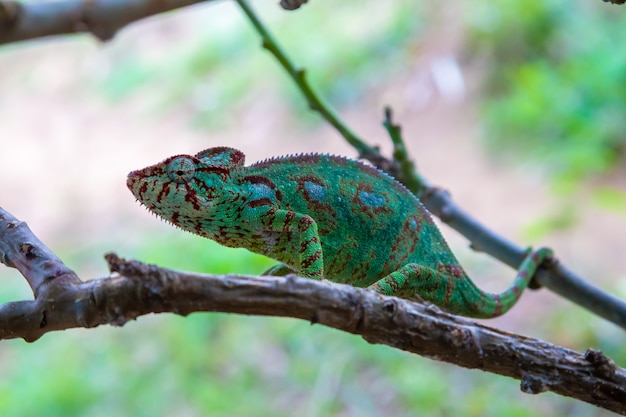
(1, 0, 625, 415)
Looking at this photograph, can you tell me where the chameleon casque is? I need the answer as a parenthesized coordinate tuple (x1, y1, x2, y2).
(127, 147, 552, 318)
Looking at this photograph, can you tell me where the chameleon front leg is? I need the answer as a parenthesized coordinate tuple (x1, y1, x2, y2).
(245, 206, 325, 279)
(368, 247, 553, 318)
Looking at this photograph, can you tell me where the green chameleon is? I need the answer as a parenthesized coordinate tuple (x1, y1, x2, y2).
(127, 147, 552, 318)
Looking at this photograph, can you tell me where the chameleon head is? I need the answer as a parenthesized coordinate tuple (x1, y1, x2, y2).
(127, 147, 245, 235)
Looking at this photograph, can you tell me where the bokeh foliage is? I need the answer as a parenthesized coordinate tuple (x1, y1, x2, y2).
(467, 0, 626, 187)
(98, 1, 423, 130)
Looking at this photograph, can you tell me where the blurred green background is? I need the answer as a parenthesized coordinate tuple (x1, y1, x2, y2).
(0, 0, 625, 416)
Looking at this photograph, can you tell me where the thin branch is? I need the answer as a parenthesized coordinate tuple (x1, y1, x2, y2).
(0, 209, 81, 298)
(382, 106, 427, 197)
(0, 0, 216, 45)
(235, 0, 626, 331)
(0, 206, 625, 413)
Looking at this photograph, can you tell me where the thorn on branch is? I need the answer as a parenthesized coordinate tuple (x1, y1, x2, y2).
(280, 0, 309, 11)
(585, 348, 617, 378)
(0, 1, 20, 30)
(19, 243, 39, 260)
(520, 373, 549, 395)
(73, 3, 118, 43)
(382, 299, 397, 315)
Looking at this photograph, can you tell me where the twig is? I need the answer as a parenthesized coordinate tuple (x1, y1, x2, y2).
(0, 207, 624, 413)
(382, 106, 428, 197)
(0, 0, 216, 45)
(235, 0, 626, 330)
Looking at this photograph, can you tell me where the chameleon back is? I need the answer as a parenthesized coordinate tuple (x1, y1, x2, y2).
(235, 153, 461, 287)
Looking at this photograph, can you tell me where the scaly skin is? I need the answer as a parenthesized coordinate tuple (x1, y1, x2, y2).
(127, 147, 552, 318)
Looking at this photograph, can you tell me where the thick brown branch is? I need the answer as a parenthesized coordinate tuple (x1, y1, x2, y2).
(0, 0, 216, 45)
(0, 0, 621, 48)
(0, 207, 625, 413)
(1, 255, 625, 413)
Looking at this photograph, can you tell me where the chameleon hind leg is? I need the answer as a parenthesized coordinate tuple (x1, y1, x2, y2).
(368, 247, 553, 318)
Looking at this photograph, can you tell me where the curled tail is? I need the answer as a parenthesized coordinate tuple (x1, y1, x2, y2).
(368, 247, 554, 318)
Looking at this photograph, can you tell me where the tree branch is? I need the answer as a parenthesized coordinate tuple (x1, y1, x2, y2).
(0, 0, 217, 45)
(0, 207, 625, 413)
(0, 0, 621, 48)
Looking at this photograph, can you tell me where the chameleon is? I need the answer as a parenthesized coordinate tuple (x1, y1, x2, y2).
(127, 147, 553, 318)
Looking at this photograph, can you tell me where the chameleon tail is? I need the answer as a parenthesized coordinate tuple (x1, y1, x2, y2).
(454, 247, 553, 317)
(369, 247, 553, 318)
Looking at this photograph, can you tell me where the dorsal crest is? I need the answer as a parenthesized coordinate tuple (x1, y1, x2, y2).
(195, 147, 245, 170)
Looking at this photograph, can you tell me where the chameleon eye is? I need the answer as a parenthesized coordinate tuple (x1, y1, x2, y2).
(167, 157, 195, 184)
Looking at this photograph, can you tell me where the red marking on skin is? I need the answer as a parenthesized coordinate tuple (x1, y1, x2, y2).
(301, 251, 322, 270)
(242, 175, 276, 188)
(418, 267, 437, 296)
(300, 236, 320, 253)
(444, 277, 455, 302)
(171, 212, 180, 225)
(492, 294, 503, 316)
(138, 182, 148, 198)
(519, 270, 529, 279)
(156, 182, 171, 204)
(283, 211, 296, 230)
(298, 216, 313, 229)
(196, 184, 217, 200)
(184, 189, 201, 211)
(196, 166, 231, 181)
(195, 146, 245, 168)
(531, 251, 542, 263)
(438, 264, 464, 278)
(511, 285, 521, 297)
(248, 198, 274, 208)
(386, 275, 400, 293)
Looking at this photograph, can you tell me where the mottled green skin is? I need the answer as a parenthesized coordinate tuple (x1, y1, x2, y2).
(127, 147, 552, 318)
